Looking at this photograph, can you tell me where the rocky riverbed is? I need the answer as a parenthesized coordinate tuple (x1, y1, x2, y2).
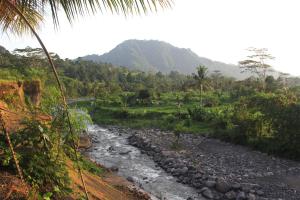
(86, 125, 300, 200)
(86, 125, 202, 200)
(126, 127, 300, 200)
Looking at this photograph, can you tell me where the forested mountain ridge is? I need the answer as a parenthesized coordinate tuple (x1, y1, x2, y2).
(81, 39, 253, 79)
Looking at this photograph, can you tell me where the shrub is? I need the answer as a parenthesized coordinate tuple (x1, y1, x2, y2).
(0, 106, 95, 197)
(171, 123, 190, 150)
(136, 89, 152, 105)
(113, 109, 130, 119)
(211, 106, 234, 130)
(163, 114, 177, 124)
(203, 94, 220, 107)
(271, 103, 300, 159)
(220, 92, 300, 160)
(187, 106, 211, 122)
(183, 92, 193, 103)
(174, 110, 190, 120)
(10, 119, 71, 198)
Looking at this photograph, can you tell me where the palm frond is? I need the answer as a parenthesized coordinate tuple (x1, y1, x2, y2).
(0, 0, 43, 35)
(60, 0, 173, 25)
(10, 0, 173, 27)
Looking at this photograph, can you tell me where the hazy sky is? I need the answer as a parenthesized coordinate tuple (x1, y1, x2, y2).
(1, 0, 300, 75)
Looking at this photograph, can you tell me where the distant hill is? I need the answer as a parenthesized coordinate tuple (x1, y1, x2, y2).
(81, 40, 255, 79)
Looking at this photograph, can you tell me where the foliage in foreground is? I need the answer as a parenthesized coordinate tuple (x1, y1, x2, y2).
(0, 91, 94, 198)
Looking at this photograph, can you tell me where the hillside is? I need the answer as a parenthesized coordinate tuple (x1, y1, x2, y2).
(0, 80, 150, 200)
(82, 39, 252, 79)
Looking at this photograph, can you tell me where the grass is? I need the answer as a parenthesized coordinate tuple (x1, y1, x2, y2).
(73, 100, 214, 135)
(80, 156, 105, 177)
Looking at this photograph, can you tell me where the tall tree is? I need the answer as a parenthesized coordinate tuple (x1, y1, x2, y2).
(278, 72, 290, 88)
(239, 47, 275, 89)
(211, 70, 222, 91)
(193, 65, 208, 106)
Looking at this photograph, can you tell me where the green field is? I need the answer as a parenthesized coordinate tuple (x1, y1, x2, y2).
(73, 92, 225, 135)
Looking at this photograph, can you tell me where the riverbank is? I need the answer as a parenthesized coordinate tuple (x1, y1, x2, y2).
(0, 155, 151, 200)
(99, 125, 300, 200)
(0, 130, 151, 200)
(68, 157, 151, 200)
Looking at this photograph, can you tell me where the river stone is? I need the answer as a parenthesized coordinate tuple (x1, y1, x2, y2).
(242, 184, 252, 192)
(205, 180, 216, 188)
(256, 190, 264, 196)
(248, 193, 256, 200)
(237, 191, 246, 200)
(250, 189, 256, 194)
(194, 173, 203, 179)
(165, 158, 175, 165)
(200, 187, 214, 199)
(178, 166, 189, 175)
(126, 176, 134, 183)
(119, 150, 131, 155)
(109, 166, 119, 172)
(108, 146, 115, 151)
(192, 181, 202, 189)
(232, 183, 242, 190)
(188, 165, 196, 171)
(225, 191, 237, 199)
(215, 178, 231, 193)
(151, 145, 160, 153)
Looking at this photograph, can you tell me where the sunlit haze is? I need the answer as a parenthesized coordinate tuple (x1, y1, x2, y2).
(1, 0, 300, 76)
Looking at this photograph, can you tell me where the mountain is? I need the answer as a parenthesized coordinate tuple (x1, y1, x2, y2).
(81, 40, 253, 79)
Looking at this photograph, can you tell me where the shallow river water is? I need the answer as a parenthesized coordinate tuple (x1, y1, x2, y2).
(86, 125, 201, 200)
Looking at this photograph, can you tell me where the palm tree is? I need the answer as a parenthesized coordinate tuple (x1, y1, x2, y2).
(0, 1, 172, 199)
(193, 65, 208, 106)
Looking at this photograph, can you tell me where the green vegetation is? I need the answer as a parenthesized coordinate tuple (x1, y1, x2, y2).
(70, 49, 300, 161)
(76, 92, 215, 134)
(77, 87, 300, 160)
(0, 94, 97, 199)
(3, 45, 295, 160)
(79, 156, 104, 177)
(0, 46, 191, 98)
(0, 1, 172, 199)
(1, 42, 300, 200)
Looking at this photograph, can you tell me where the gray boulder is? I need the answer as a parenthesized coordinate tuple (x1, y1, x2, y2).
(215, 178, 231, 193)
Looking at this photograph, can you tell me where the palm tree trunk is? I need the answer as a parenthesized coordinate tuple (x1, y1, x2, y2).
(200, 84, 203, 106)
(0, 111, 25, 185)
(3, 1, 89, 199)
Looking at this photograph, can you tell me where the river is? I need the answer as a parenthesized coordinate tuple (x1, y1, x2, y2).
(85, 124, 201, 200)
